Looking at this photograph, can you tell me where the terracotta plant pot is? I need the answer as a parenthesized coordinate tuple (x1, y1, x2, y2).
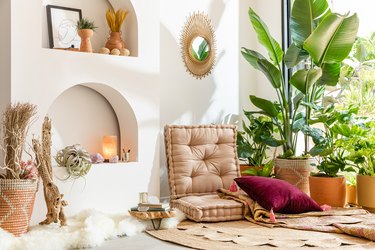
(357, 175, 375, 212)
(309, 175, 346, 207)
(346, 184, 357, 205)
(274, 158, 316, 195)
(105, 32, 126, 51)
(78, 29, 94, 53)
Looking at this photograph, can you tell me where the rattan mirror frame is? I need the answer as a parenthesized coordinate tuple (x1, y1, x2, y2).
(180, 12, 216, 79)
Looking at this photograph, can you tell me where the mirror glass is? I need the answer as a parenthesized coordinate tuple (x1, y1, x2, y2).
(191, 36, 210, 61)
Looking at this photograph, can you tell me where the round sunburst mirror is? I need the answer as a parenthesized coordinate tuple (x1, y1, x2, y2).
(180, 12, 216, 79)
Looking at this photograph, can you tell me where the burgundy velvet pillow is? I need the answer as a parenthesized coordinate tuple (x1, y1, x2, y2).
(235, 176, 322, 214)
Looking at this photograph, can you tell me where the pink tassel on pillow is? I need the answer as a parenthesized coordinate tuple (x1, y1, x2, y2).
(270, 208, 276, 223)
(229, 181, 238, 192)
(320, 204, 332, 211)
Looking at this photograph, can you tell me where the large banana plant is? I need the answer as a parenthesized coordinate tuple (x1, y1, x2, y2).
(241, 0, 359, 157)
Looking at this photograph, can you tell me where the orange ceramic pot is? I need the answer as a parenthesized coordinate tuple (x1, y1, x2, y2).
(309, 175, 346, 207)
(105, 32, 126, 51)
(346, 184, 357, 205)
(78, 29, 94, 53)
(357, 175, 375, 212)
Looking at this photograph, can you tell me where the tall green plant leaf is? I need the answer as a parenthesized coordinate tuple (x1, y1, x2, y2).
(250, 95, 279, 118)
(319, 62, 341, 86)
(241, 48, 266, 69)
(248, 8, 283, 65)
(284, 44, 309, 68)
(304, 13, 359, 66)
(290, 68, 322, 94)
(241, 48, 282, 89)
(291, 0, 330, 47)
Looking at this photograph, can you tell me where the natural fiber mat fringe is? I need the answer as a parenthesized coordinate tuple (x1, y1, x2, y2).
(147, 220, 375, 249)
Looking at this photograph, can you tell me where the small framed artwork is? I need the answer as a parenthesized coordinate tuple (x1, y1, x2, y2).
(46, 5, 82, 49)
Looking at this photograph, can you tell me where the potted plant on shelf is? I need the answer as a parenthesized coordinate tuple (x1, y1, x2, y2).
(241, 0, 359, 193)
(237, 113, 282, 177)
(0, 103, 39, 236)
(76, 17, 97, 53)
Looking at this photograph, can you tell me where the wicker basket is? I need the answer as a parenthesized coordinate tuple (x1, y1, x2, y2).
(0, 179, 38, 236)
(274, 158, 316, 195)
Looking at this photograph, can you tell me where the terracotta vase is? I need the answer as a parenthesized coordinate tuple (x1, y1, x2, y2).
(274, 158, 316, 195)
(357, 175, 375, 212)
(105, 32, 126, 51)
(346, 184, 357, 205)
(309, 175, 346, 207)
(78, 29, 94, 53)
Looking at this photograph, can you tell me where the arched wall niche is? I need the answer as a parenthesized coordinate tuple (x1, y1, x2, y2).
(48, 83, 138, 162)
(41, 0, 139, 56)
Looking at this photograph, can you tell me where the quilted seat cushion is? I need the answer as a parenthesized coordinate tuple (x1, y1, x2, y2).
(171, 194, 244, 222)
(164, 125, 240, 200)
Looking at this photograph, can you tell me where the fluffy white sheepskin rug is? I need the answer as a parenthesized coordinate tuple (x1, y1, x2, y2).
(0, 209, 186, 250)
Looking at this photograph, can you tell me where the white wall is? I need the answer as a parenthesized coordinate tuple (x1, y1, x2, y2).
(0, 0, 11, 173)
(159, 0, 241, 198)
(4, 0, 161, 225)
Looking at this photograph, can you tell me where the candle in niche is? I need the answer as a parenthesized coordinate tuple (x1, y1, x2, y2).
(102, 135, 117, 161)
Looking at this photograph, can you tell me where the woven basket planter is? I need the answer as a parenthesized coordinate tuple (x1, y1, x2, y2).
(0, 179, 38, 236)
(274, 158, 316, 195)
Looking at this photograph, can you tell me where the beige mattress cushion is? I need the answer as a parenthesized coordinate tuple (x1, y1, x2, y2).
(164, 125, 240, 200)
(171, 194, 244, 222)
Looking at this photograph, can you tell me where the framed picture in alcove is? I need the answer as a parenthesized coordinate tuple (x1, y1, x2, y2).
(46, 5, 82, 49)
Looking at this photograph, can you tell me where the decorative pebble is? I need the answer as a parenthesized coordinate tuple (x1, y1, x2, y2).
(91, 153, 104, 164)
(120, 48, 130, 56)
(98, 47, 110, 54)
(110, 49, 120, 55)
(109, 155, 119, 163)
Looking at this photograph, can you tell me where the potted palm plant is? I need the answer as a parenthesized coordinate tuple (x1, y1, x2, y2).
(241, 0, 359, 192)
(237, 113, 282, 177)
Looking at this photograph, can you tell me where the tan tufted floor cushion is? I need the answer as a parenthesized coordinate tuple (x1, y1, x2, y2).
(164, 124, 244, 222)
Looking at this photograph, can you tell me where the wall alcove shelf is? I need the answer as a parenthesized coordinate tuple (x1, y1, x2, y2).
(42, 0, 138, 57)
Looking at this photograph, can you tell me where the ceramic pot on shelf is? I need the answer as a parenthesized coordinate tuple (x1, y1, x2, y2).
(78, 29, 94, 53)
(105, 32, 126, 51)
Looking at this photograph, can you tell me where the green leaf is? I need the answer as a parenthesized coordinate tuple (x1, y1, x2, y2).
(304, 13, 359, 66)
(248, 8, 283, 65)
(319, 63, 341, 86)
(290, 68, 322, 94)
(284, 44, 309, 68)
(241, 47, 265, 70)
(257, 59, 282, 89)
(291, 0, 330, 47)
(250, 95, 279, 118)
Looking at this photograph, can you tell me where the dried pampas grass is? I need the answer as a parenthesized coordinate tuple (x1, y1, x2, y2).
(2, 102, 37, 179)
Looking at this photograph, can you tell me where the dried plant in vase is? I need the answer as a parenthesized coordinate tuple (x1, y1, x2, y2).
(0, 102, 39, 236)
(105, 2, 129, 52)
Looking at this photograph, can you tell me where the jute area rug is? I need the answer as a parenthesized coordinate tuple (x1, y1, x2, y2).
(147, 220, 375, 249)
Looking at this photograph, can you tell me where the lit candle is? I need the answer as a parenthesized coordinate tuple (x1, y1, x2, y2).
(102, 135, 117, 160)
